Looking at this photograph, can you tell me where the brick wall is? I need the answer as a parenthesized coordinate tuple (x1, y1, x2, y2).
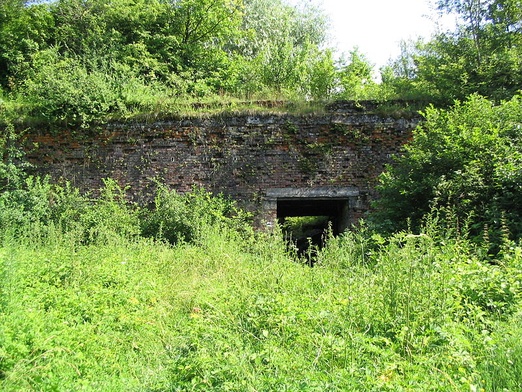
(25, 105, 419, 224)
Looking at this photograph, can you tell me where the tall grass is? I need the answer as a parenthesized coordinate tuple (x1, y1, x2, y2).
(0, 178, 521, 391)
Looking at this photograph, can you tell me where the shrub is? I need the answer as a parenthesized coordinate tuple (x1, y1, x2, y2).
(22, 49, 122, 127)
(0, 124, 26, 189)
(140, 185, 252, 245)
(78, 178, 140, 245)
(0, 174, 140, 246)
(371, 94, 522, 250)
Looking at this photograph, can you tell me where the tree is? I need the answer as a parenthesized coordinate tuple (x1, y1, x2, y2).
(0, 0, 335, 123)
(382, 0, 522, 104)
(161, 0, 243, 76)
(308, 48, 336, 100)
(371, 94, 522, 248)
(436, 0, 490, 63)
(0, 0, 54, 89)
(436, 0, 522, 51)
(231, 0, 330, 95)
(336, 49, 379, 100)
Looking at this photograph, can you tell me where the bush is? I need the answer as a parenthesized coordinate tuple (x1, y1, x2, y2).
(22, 49, 122, 126)
(0, 121, 29, 193)
(140, 185, 252, 245)
(78, 179, 140, 245)
(0, 175, 140, 246)
(371, 94, 522, 250)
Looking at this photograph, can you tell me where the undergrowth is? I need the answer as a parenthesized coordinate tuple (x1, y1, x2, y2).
(0, 178, 521, 391)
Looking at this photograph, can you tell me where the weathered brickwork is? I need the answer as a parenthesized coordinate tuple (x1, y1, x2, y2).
(25, 106, 420, 225)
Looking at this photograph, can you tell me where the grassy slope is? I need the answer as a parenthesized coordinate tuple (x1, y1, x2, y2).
(1, 222, 521, 391)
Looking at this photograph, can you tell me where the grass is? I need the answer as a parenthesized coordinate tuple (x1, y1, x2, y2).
(1, 86, 424, 133)
(0, 88, 329, 131)
(1, 207, 521, 390)
(0, 180, 520, 390)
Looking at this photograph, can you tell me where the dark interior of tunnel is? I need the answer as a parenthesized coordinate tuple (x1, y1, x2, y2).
(277, 198, 348, 263)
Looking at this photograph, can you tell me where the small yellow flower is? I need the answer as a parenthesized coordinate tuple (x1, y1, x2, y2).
(190, 307, 203, 319)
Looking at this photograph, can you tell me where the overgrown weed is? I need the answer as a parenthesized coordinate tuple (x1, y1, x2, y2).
(0, 179, 521, 390)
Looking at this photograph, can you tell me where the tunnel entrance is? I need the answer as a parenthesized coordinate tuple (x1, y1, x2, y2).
(278, 198, 349, 261)
(264, 187, 360, 263)
(277, 198, 349, 235)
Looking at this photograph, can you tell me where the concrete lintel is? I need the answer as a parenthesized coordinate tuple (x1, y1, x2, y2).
(266, 186, 360, 200)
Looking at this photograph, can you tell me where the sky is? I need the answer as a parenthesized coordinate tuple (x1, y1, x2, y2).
(293, 0, 456, 69)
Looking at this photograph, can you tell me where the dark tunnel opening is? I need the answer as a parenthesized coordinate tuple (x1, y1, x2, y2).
(277, 198, 349, 264)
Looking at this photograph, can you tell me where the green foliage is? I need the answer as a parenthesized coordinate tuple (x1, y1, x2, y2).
(379, 39, 435, 102)
(0, 0, 339, 126)
(413, 31, 522, 104)
(230, 0, 331, 98)
(0, 173, 140, 246)
(371, 94, 522, 250)
(22, 50, 122, 126)
(383, 0, 522, 104)
(336, 49, 380, 101)
(282, 215, 329, 239)
(16, 45, 183, 127)
(140, 185, 252, 245)
(1, 190, 522, 390)
(0, 121, 29, 192)
(1, 0, 521, 123)
(0, 0, 53, 90)
(78, 179, 141, 245)
(0, 176, 54, 240)
(478, 310, 522, 391)
(307, 48, 337, 101)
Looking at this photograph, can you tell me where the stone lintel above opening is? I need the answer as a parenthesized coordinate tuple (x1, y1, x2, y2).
(265, 187, 360, 200)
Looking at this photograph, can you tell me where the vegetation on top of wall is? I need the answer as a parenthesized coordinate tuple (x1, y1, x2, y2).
(1, 0, 521, 130)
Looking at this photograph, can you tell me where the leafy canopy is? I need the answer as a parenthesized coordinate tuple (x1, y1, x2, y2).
(371, 94, 522, 249)
(381, 0, 522, 104)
